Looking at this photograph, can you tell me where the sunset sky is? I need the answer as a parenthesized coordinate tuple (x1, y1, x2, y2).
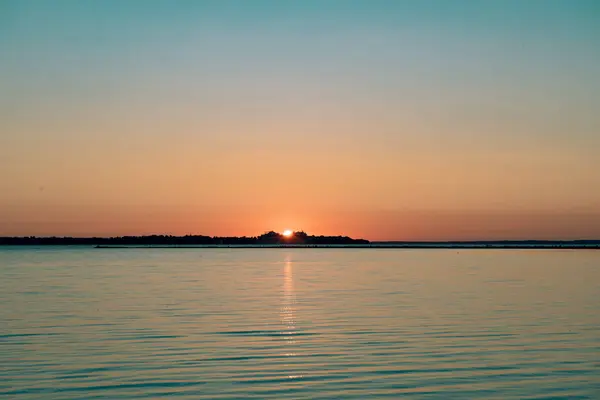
(1, 0, 599, 240)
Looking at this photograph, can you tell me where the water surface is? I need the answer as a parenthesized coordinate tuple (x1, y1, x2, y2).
(1, 248, 599, 399)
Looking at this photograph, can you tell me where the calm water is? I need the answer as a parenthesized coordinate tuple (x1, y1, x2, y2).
(1, 248, 599, 399)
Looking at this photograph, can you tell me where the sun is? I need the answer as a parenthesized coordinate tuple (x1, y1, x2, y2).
(282, 230, 293, 237)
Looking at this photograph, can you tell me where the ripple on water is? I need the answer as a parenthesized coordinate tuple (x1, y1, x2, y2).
(1, 248, 599, 399)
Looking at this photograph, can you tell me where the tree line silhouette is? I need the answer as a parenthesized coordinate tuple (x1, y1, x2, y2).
(0, 231, 370, 246)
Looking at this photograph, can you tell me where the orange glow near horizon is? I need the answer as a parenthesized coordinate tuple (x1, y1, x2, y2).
(1, 203, 599, 241)
(2, 2, 600, 241)
(282, 230, 294, 238)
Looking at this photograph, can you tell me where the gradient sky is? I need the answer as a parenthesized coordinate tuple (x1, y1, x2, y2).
(1, 0, 599, 240)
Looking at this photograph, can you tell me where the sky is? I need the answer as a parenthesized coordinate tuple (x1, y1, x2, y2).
(1, 0, 599, 240)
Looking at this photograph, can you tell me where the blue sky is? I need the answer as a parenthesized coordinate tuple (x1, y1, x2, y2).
(1, 0, 599, 239)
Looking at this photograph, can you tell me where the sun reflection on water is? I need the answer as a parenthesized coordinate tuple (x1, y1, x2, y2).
(280, 255, 303, 379)
(281, 255, 296, 340)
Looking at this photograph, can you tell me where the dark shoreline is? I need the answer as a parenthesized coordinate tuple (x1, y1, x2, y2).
(3, 234, 599, 249)
(92, 244, 600, 249)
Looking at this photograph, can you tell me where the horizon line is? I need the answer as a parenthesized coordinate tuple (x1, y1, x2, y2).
(1, 234, 600, 243)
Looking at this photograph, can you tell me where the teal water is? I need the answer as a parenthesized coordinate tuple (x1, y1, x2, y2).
(1, 248, 599, 399)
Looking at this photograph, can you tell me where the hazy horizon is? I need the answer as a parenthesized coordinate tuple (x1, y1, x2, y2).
(2, 1, 599, 240)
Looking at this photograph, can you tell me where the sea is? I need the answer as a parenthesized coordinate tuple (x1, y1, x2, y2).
(1, 247, 599, 399)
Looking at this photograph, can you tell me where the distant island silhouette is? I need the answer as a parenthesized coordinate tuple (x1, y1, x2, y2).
(0, 231, 368, 246)
(0, 232, 599, 248)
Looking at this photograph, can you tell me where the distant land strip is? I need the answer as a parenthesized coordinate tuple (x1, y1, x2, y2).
(93, 243, 600, 249)
(1, 233, 599, 249)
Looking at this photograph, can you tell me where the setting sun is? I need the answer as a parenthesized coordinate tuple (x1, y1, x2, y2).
(282, 230, 293, 237)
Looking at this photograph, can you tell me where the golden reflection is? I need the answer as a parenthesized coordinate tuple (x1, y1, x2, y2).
(281, 255, 296, 342)
(280, 254, 302, 379)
